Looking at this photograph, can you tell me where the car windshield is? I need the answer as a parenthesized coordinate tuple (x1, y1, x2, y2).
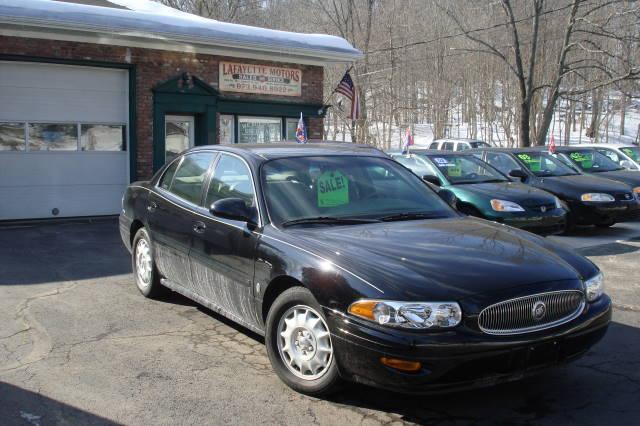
(391, 154, 436, 177)
(261, 156, 456, 226)
(620, 146, 639, 162)
(563, 149, 623, 172)
(514, 152, 579, 177)
(424, 154, 508, 184)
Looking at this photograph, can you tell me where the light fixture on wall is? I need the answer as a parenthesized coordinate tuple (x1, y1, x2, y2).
(177, 72, 195, 92)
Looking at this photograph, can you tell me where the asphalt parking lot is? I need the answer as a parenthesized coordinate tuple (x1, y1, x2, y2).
(1, 219, 639, 425)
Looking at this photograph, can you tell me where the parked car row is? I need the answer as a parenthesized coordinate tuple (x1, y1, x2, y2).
(120, 142, 613, 396)
(390, 144, 640, 234)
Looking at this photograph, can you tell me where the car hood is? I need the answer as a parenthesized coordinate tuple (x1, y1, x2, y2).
(589, 170, 640, 188)
(281, 217, 596, 301)
(449, 181, 556, 204)
(534, 174, 632, 200)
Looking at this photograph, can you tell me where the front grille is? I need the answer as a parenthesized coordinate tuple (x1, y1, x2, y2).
(614, 192, 634, 201)
(478, 290, 585, 335)
(529, 202, 556, 212)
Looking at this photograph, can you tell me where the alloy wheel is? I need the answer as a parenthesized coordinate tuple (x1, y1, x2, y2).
(276, 305, 333, 380)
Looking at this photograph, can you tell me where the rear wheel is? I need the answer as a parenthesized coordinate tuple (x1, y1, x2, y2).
(132, 227, 165, 298)
(265, 287, 341, 395)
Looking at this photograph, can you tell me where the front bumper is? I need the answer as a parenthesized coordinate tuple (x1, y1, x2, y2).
(484, 208, 567, 235)
(326, 295, 611, 394)
(569, 200, 640, 225)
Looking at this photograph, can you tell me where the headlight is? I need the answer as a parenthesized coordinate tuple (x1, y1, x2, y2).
(348, 300, 462, 329)
(554, 197, 563, 209)
(490, 199, 525, 212)
(581, 193, 615, 202)
(584, 272, 604, 302)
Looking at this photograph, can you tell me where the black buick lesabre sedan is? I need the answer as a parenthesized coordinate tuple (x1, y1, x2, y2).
(119, 143, 611, 395)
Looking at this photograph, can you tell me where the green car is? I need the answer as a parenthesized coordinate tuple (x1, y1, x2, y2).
(389, 150, 567, 235)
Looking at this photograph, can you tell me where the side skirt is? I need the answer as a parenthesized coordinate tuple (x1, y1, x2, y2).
(160, 278, 265, 337)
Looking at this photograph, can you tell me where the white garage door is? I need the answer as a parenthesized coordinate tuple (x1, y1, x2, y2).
(0, 61, 129, 220)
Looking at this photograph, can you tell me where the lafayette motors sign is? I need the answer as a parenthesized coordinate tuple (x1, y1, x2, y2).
(219, 62, 302, 97)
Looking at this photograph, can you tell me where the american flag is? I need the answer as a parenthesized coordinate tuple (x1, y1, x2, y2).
(548, 134, 556, 154)
(401, 127, 414, 154)
(295, 113, 307, 143)
(335, 72, 360, 120)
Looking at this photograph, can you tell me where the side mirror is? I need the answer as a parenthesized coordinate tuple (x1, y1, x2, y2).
(620, 160, 634, 169)
(438, 189, 458, 209)
(508, 169, 528, 181)
(423, 175, 442, 186)
(210, 198, 256, 224)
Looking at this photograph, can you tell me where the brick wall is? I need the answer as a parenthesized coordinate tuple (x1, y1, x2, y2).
(0, 35, 325, 179)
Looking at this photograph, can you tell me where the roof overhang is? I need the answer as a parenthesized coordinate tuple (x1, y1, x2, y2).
(0, 1, 363, 66)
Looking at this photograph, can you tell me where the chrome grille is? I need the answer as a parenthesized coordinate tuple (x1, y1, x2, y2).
(478, 290, 585, 335)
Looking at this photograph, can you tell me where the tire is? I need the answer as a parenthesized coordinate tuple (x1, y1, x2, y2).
(595, 220, 615, 228)
(458, 203, 483, 218)
(131, 227, 165, 298)
(561, 216, 576, 235)
(265, 287, 341, 396)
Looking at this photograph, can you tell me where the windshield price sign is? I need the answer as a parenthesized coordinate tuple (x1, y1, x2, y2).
(517, 153, 542, 172)
(317, 171, 349, 207)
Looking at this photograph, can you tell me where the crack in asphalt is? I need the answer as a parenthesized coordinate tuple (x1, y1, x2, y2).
(0, 281, 80, 374)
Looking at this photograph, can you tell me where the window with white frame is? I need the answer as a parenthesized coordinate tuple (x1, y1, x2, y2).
(238, 116, 282, 144)
(220, 114, 234, 145)
(0, 122, 126, 152)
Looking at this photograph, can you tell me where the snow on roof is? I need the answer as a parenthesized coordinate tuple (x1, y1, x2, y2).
(0, 0, 362, 64)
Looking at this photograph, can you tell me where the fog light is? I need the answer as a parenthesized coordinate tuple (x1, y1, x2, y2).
(380, 357, 422, 372)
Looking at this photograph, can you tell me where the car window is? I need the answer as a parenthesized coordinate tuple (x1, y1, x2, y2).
(485, 152, 523, 175)
(620, 147, 639, 162)
(514, 152, 578, 177)
(426, 154, 508, 184)
(169, 152, 215, 204)
(159, 159, 180, 190)
(393, 155, 438, 177)
(261, 156, 455, 226)
(456, 143, 469, 151)
(442, 142, 455, 151)
(563, 149, 622, 173)
(429, 142, 439, 149)
(205, 154, 255, 209)
(597, 148, 620, 163)
(470, 141, 489, 148)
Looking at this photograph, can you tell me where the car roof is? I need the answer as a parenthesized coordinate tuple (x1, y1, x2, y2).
(432, 138, 486, 143)
(187, 142, 388, 161)
(388, 149, 478, 156)
(578, 143, 637, 148)
(467, 147, 545, 154)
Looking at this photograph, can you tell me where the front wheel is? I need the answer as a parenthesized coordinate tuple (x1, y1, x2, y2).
(265, 287, 341, 395)
(595, 220, 615, 228)
(132, 227, 165, 298)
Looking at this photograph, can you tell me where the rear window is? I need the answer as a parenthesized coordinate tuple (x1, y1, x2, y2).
(169, 153, 215, 204)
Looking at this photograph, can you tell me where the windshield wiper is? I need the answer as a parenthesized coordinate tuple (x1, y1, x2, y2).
(378, 212, 444, 222)
(281, 216, 380, 227)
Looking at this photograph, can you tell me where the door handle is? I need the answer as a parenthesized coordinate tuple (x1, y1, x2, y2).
(147, 201, 157, 212)
(193, 221, 206, 234)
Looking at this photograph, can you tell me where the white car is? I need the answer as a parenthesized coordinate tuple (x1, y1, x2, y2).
(428, 138, 490, 151)
(579, 143, 640, 171)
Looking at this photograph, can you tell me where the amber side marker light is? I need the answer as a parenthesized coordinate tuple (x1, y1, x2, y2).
(380, 357, 422, 373)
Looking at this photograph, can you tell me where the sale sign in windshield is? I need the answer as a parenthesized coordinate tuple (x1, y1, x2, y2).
(219, 62, 302, 97)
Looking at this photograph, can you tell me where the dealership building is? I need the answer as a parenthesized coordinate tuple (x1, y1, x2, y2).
(0, 0, 361, 220)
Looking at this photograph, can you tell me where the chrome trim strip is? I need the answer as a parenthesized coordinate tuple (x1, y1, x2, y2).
(478, 290, 585, 336)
